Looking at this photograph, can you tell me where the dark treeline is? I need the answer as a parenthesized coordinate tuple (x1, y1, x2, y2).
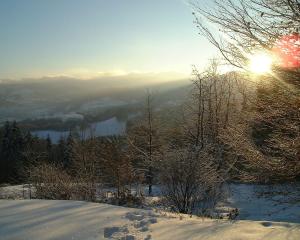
(0, 121, 31, 183)
(0, 121, 56, 183)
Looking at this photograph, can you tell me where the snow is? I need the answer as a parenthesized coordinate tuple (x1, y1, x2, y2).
(0, 199, 300, 240)
(223, 183, 300, 223)
(0, 184, 33, 199)
(1, 183, 300, 222)
(1, 183, 300, 239)
(139, 184, 300, 223)
(0, 200, 157, 240)
(151, 216, 300, 240)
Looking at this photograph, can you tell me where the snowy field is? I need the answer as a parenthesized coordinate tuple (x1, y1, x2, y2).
(1, 183, 300, 239)
(221, 183, 300, 223)
(0, 199, 300, 240)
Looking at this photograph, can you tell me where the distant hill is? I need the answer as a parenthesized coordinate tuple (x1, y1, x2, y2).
(0, 72, 190, 123)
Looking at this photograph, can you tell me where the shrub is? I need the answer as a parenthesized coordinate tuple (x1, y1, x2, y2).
(30, 163, 74, 200)
(159, 147, 224, 214)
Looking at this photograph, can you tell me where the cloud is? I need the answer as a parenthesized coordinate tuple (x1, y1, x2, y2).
(43, 68, 128, 80)
(1, 69, 189, 83)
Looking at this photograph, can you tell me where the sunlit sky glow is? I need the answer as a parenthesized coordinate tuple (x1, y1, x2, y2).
(0, 0, 217, 79)
(249, 53, 273, 74)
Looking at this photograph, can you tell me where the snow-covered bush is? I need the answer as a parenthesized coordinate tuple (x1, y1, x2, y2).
(29, 161, 99, 201)
(159, 147, 224, 214)
(30, 163, 74, 200)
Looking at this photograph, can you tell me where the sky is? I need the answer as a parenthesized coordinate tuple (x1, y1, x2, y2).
(0, 0, 217, 79)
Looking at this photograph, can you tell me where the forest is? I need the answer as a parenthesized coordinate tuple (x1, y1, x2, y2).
(0, 0, 298, 219)
(1, 1, 300, 239)
(1, 58, 299, 214)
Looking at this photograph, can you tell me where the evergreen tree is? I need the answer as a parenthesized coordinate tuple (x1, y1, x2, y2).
(0, 121, 25, 183)
(63, 133, 77, 171)
(46, 134, 53, 162)
(56, 136, 66, 166)
(24, 131, 34, 148)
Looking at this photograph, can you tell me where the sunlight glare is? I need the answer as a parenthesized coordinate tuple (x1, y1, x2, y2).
(249, 53, 272, 74)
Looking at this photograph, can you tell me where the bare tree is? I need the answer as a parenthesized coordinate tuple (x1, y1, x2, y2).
(127, 91, 162, 196)
(30, 162, 74, 200)
(191, 0, 300, 70)
(191, 0, 300, 181)
(159, 148, 222, 214)
(100, 137, 135, 202)
(184, 60, 240, 151)
(159, 61, 243, 214)
(71, 137, 101, 201)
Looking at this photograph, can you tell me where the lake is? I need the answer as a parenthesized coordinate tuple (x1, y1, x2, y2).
(32, 117, 126, 143)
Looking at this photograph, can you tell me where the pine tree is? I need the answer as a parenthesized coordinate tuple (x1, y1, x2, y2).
(24, 131, 34, 148)
(56, 136, 66, 166)
(63, 133, 77, 171)
(0, 122, 10, 183)
(46, 134, 53, 162)
(0, 121, 25, 183)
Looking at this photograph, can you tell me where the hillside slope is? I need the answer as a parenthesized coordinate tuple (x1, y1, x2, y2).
(0, 200, 299, 240)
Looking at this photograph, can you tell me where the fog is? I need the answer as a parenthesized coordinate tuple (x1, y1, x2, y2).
(0, 72, 190, 128)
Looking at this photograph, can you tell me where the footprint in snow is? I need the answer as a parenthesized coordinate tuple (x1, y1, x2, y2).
(104, 226, 129, 238)
(261, 222, 272, 227)
(104, 211, 157, 239)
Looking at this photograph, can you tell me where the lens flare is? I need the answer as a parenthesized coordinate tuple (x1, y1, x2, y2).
(272, 33, 300, 69)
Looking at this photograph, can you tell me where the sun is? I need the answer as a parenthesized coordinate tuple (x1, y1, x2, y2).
(249, 53, 273, 74)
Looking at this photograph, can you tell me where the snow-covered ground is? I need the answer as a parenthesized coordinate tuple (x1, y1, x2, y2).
(1, 183, 299, 239)
(143, 184, 300, 223)
(0, 184, 32, 199)
(223, 183, 300, 223)
(0, 199, 299, 240)
(1, 183, 300, 223)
